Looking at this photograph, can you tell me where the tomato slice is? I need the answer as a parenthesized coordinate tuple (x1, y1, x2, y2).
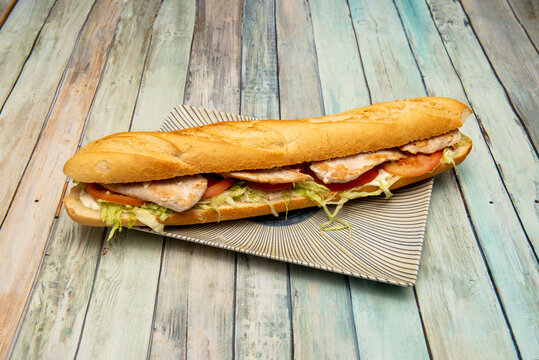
(202, 178, 236, 199)
(245, 181, 293, 192)
(85, 183, 145, 206)
(322, 167, 379, 192)
(381, 150, 443, 177)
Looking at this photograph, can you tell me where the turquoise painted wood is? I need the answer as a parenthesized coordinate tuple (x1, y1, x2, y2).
(1, 1, 123, 357)
(149, 0, 243, 358)
(276, 0, 358, 358)
(349, 0, 518, 358)
(395, 1, 539, 357)
(235, 0, 292, 358)
(0, 0, 56, 107)
(1, 0, 537, 358)
(74, 1, 166, 359)
(308, 0, 430, 358)
(459, 0, 539, 147)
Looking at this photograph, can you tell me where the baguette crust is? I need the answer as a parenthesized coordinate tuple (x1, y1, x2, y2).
(63, 136, 472, 228)
(64, 97, 471, 184)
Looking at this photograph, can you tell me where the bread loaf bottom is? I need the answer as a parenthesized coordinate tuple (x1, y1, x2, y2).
(63, 136, 472, 228)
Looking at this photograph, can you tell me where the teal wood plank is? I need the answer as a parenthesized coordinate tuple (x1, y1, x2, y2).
(0, 0, 56, 107)
(72, 1, 165, 359)
(149, 0, 242, 358)
(0, 1, 122, 357)
(507, 0, 539, 47)
(423, 0, 538, 249)
(119, 1, 196, 357)
(349, 0, 518, 358)
(131, 0, 196, 131)
(308, 0, 430, 358)
(0, 0, 94, 227)
(125, 1, 196, 357)
(235, 0, 291, 358)
(459, 0, 539, 147)
(9, 217, 104, 359)
(276, 0, 358, 358)
(396, 0, 539, 357)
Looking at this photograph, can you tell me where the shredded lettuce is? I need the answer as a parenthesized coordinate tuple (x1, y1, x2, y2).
(97, 200, 171, 241)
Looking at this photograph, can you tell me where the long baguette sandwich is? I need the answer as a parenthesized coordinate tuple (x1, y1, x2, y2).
(63, 97, 472, 238)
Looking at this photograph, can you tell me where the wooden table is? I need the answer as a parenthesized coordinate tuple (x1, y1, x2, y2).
(0, 0, 537, 358)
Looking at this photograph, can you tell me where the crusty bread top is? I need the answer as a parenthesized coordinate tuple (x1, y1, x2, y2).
(64, 97, 471, 183)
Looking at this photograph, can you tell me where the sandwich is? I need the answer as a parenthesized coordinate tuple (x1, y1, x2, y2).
(63, 97, 472, 238)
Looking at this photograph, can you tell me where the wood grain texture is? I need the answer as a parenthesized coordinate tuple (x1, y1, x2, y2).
(275, 0, 322, 119)
(277, 0, 358, 358)
(235, 0, 291, 359)
(507, 0, 539, 47)
(397, 0, 539, 357)
(149, 0, 242, 358)
(0, 0, 94, 224)
(10, 216, 104, 360)
(0, 0, 56, 107)
(309, 1, 429, 358)
(72, 1, 165, 359)
(111, 0, 196, 358)
(0, 0, 121, 357)
(459, 0, 539, 147)
(425, 0, 539, 250)
(416, 172, 518, 359)
(349, 0, 517, 357)
(0, 0, 16, 27)
(132, 0, 196, 132)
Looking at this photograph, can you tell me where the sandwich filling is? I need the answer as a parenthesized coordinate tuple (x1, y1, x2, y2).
(77, 130, 466, 239)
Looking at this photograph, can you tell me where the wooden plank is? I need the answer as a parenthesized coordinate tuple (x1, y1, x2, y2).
(234, 1, 291, 358)
(459, 0, 539, 147)
(276, 0, 358, 358)
(0, 0, 56, 106)
(349, 0, 518, 358)
(308, 1, 430, 358)
(131, 0, 196, 131)
(9, 216, 105, 359)
(424, 0, 539, 250)
(105, 0, 196, 358)
(69, 1, 165, 359)
(0, 0, 16, 28)
(0, 0, 94, 224)
(0, 0, 121, 357)
(507, 0, 539, 47)
(149, 0, 242, 358)
(397, 0, 539, 356)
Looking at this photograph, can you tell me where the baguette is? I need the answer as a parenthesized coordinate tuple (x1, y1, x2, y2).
(63, 97, 472, 231)
(63, 97, 470, 184)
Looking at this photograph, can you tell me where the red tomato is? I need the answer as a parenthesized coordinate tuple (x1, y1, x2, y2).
(323, 167, 379, 192)
(202, 178, 236, 198)
(245, 181, 293, 192)
(381, 150, 443, 177)
(85, 183, 145, 206)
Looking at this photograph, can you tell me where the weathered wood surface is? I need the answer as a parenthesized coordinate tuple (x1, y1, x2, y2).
(235, 1, 292, 358)
(309, 0, 429, 357)
(459, 0, 539, 148)
(0, 0, 537, 359)
(508, 0, 539, 47)
(276, 1, 359, 358)
(0, 0, 94, 223)
(398, 1, 539, 357)
(0, 0, 122, 357)
(350, 0, 519, 358)
(149, 0, 243, 358)
(0, 0, 56, 107)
